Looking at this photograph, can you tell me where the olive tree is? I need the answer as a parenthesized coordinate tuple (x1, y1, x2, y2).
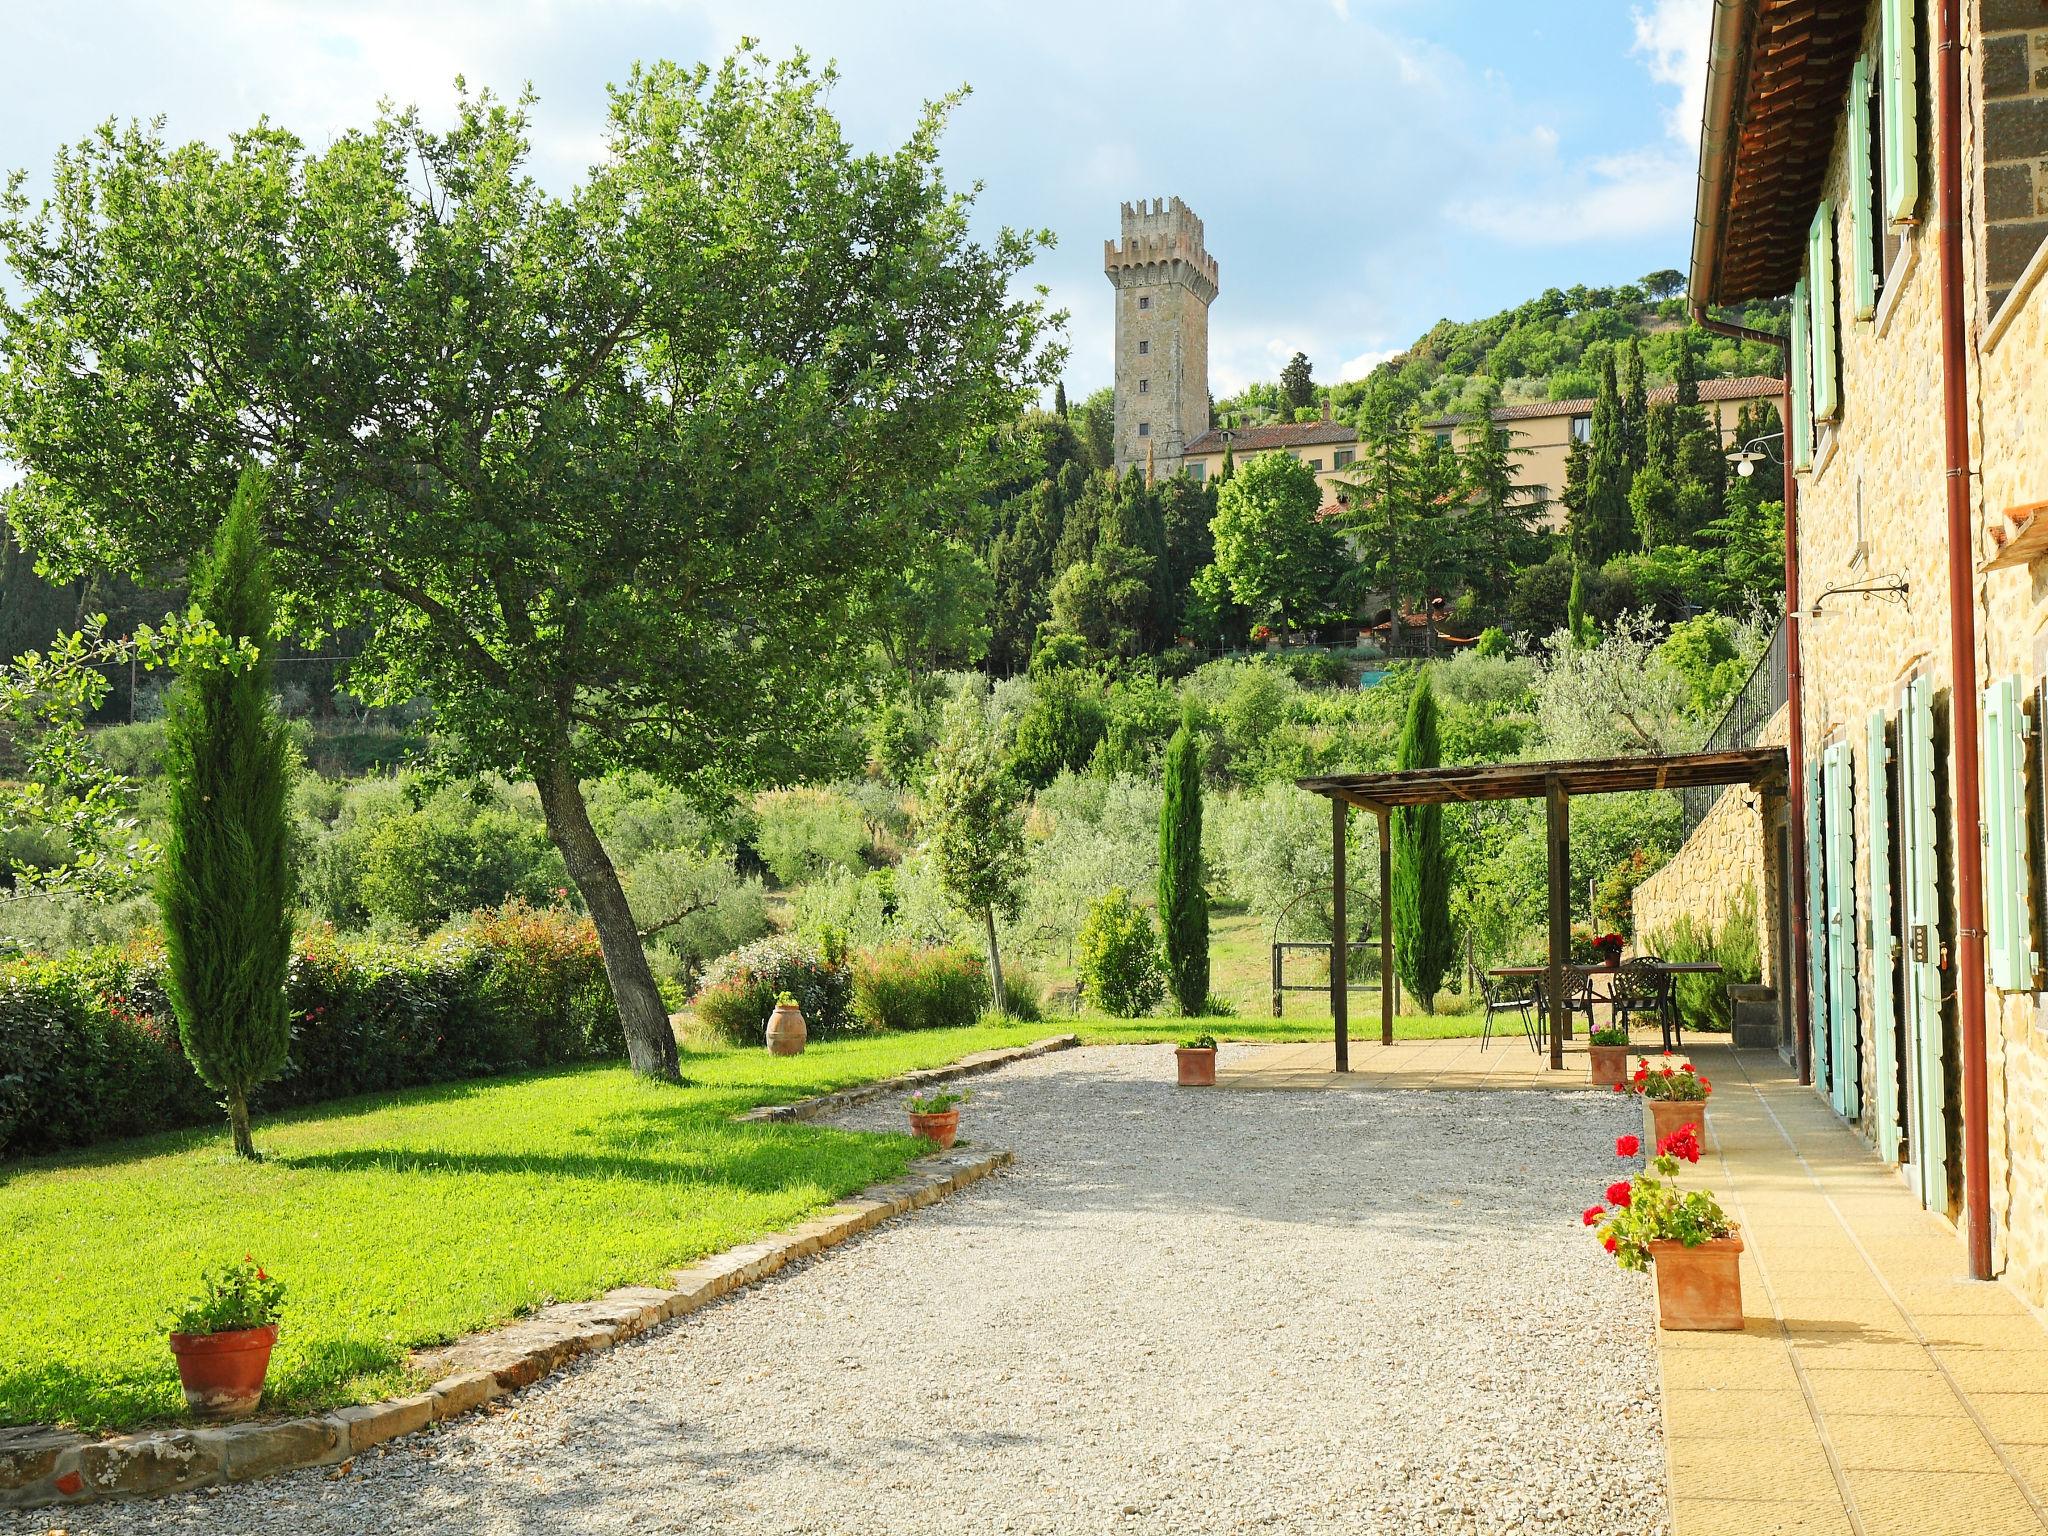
(0, 50, 1057, 1079)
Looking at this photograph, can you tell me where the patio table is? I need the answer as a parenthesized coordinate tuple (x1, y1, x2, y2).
(1487, 962, 1723, 1052)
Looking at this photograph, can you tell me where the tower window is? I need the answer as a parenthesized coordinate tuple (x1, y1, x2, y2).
(1138, 379, 1149, 394)
(1138, 339, 1149, 355)
(1138, 295, 1150, 310)
(1138, 422, 1150, 437)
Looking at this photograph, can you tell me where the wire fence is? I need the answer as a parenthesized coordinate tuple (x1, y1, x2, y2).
(1678, 616, 1788, 839)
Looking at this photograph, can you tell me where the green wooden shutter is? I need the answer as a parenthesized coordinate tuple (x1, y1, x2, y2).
(1806, 757, 1831, 1091)
(1983, 675, 2037, 991)
(1867, 708, 1901, 1159)
(1881, 0, 1920, 225)
(1900, 676, 1947, 1210)
(1825, 742, 1862, 1119)
(1790, 277, 1815, 471)
(1809, 200, 1840, 421)
(1848, 56, 1878, 321)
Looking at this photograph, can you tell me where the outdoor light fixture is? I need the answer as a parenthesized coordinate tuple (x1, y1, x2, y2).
(1726, 431, 1783, 479)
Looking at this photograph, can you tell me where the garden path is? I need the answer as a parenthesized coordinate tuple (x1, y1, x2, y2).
(21, 1046, 1665, 1536)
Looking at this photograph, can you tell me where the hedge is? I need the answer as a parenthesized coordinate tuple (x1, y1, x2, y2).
(851, 944, 990, 1032)
(0, 902, 622, 1159)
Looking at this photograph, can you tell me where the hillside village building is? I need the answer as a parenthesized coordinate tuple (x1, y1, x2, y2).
(1108, 201, 1782, 524)
(1632, 0, 2048, 1299)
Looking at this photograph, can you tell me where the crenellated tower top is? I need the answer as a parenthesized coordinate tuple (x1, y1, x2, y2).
(1103, 196, 1219, 302)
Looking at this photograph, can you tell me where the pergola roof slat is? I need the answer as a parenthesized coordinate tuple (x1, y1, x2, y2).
(1297, 746, 1788, 809)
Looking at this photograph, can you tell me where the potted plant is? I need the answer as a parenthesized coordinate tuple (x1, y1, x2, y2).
(1585, 1124, 1743, 1329)
(1176, 1033, 1219, 1087)
(1591, 932, 1625, 968)
(1620, 1054, 1713, 1142)
(1587, 1024, 1630, 1089)
(764, 990, 806, 1056)
(167, 1256, 286, 1419)
(907, 1088, 970, 1149)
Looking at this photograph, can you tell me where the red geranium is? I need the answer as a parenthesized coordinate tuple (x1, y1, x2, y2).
(1582, 1206, 1605, 1226)
(1602, 1236, 1619, 1253)
(1605, 1180, 1633, 1207)
(1657, 1124, 1702, 1164)
(1615, 1134, 1640, 1157)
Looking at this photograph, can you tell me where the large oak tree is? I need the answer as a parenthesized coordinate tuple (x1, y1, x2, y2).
(0, 48, 1057, 1079)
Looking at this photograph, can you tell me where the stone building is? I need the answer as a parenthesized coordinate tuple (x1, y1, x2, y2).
(1104, 197, 1218, 477)
(1633, 0, 2048, 1298)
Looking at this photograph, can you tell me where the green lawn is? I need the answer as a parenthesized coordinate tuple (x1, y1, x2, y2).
(0, 1016, 1474, 1432)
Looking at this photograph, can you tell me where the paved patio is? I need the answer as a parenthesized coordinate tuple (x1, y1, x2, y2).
(1668, 1042, 2048, 1536)
(1215, 1029, 1612, 1091)
(1219, 1031, 2048, 1533)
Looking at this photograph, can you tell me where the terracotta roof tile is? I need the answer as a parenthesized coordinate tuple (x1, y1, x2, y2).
(1419, 374, 1783, 429)
(1183, 421, 1357, 455)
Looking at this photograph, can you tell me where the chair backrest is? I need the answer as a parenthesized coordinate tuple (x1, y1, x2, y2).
(1613, 956, 1667, 1004)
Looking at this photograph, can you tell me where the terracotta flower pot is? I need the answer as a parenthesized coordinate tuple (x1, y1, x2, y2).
(1647, 1098, 1707, 1147)
(764, 1001, 807, 1056)
(1648, 1236, 1746, 1330)
(1176, 1047, 1218, 1087)
(908, 1108, 960, 1149)
(1588, 1043, 1629, 1089)
(168, 1324, 278, 1419)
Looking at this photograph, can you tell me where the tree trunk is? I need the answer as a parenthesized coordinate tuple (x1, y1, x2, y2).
(228, 1091, 257, 1160)
(982, 906, 1007, 1016)
(535, 759, 681, 1081)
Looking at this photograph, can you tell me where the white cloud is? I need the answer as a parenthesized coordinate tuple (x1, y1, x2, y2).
(1447, 146, 1693, 246)
(1631, 0, 1712, 149)
(1338, 347, 1398, 381)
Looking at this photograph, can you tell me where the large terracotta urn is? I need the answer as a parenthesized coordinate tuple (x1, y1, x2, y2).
(764, 999, 807, 1056)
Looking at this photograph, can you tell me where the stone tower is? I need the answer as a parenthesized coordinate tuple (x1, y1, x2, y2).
(1104, 197, 1218, 477)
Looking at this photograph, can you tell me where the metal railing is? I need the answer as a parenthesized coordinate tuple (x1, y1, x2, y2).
(1679, 616, 1789, 838)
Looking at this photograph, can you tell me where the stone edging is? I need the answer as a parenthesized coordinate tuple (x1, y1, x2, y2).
(0, 1143, 1011, 1510)
(736, 1032, 1080, 1124)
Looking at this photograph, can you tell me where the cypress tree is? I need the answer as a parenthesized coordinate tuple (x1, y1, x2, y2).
(1619, 339, 1649, 473)
(1157, 710, 1209, 1015)
(1568, 566, 1593, 647)
(1054, 380, 1068, 417)
(1582, 353, 1634, 564)
(1391, 675, 1452, 1013)
(159, 467, 296, 1159)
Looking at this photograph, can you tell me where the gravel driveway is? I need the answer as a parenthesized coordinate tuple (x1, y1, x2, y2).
(22, 1044, 1668, 1536)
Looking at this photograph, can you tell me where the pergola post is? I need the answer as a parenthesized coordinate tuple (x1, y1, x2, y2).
(1545, 774, 1569, 1072)
(1376, 805, 1393, 1047)
(1331, 796, 1349, 1073)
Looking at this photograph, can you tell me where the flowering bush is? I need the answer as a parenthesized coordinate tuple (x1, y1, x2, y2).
(1615, 1053, 1712, 1101)
(168, 1256, 286, 1335)
(1585, 1123, 1733, 1271)
(694, 934, 855, 1045)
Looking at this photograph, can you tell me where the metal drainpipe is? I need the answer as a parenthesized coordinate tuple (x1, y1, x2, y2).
(1933, 0, 1993, 1282)
(1695, 306, 1810, 1085)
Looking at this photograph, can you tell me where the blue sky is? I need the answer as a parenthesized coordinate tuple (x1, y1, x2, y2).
(3, 1, 1710, 401)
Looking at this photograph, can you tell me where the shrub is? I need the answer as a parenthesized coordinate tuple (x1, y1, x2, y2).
(693, 935, 855, 1045)
(0, 905, 625, 1158)
(1009, 668, 1106, 788)
(750, 787, 868, 886)
(851, 944, 990, 1032)
(357, 798, 561, 930)
(1077, 887, 1164, 1017)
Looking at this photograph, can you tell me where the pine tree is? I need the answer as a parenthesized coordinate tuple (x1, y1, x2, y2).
(1157, 710, 1209, 1015)
(1280, 351, 1315, 414)
(1332, 378, 1422, 654)
(1459, 379, 1545, 608)
(1391, 675, 1452, 1012)
(159, 467, 295, 1159)
(1561, 435, 1591, 564)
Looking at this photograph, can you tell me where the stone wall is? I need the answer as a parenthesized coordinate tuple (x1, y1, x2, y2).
(1697, 0, 2048, 1305)
(1981, 0, 2048, 316)
(1632, 704, 1789, 999)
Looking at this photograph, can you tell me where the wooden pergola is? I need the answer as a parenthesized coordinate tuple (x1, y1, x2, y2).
(1297, 746, 1789, 1071)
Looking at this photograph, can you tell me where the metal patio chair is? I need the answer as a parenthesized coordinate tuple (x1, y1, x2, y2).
(1532, 966, 1598, 1045)
(1613, 955, 1678, 1052)
(1478, 971, 1541, 1052)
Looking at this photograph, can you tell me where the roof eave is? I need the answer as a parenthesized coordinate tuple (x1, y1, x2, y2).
(1689, 0, 1761, 312)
